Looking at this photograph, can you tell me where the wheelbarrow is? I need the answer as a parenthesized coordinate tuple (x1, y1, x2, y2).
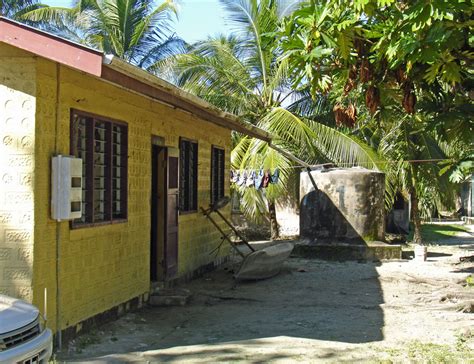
(201, 197, 294, 280)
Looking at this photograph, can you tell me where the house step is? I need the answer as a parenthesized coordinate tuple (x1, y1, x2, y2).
(150, 281, 165, 295)
(149, 288, 192, 307)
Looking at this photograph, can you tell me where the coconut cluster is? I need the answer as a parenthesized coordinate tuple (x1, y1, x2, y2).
(365, 86, 380, 115)
(333, 102, 357, 128)
(341, 35, 419, 116)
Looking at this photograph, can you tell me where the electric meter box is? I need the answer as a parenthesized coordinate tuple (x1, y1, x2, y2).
(51, 155, 83, 221)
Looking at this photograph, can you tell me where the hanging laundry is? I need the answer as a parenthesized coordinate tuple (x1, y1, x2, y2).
(270, 168, 280, 184)
(262, 170, 271, 188)
(246, 170, 256, 187)
(237, 170, 247, 186)
(231, 170, 239, 183)
(255, 169, 265, 189)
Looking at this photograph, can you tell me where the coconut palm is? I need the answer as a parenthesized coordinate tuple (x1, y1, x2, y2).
(170, 0, 381, 238)
(0, 0, 47, 21)
(23, 0, 185, 68)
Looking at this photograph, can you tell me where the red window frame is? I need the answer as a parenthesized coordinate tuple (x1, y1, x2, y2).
(70, 110, 128, 228)
(211, 146, 225, 205)
(179, 138, 198, 213)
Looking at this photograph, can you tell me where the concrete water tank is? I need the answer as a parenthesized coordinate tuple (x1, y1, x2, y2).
(300, 168, 385, 244)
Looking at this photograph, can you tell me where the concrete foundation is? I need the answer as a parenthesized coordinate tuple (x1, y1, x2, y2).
(300, 168, 385, 244)
(292, 241, 402, 261)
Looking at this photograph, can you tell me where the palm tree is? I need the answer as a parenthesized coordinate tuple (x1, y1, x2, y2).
(23, 0, 185, 68)
(376, 117, 451, 244)
(0, 0, 47, 21)
(171, 0, 380, 238)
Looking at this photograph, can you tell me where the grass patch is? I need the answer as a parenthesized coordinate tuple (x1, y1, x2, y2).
(406, 340, 473, 364)
(375, 339, 473, 364)
(407, 223, 469, 243)
(466, 275, 474, 287)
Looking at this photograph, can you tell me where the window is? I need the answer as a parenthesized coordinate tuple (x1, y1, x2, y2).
(179, 138, 198, 212)
(211, 146, 225, 205)
(70, 110, 128, 226)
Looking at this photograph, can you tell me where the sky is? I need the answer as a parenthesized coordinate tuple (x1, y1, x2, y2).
(41, 0, 232, 43)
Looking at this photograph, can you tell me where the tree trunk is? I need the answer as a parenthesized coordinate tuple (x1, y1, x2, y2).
(268, 202, 280, 240)
(410, 189, 423, 245)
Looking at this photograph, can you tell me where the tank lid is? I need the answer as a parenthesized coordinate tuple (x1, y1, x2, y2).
(302, 166, 383, 175)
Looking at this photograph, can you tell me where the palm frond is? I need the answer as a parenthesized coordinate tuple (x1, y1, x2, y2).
(20, 5, 75, 25)
(139, 34, 186, 70)
(263, 107, 382, 170)
(232, 136, 292, 222)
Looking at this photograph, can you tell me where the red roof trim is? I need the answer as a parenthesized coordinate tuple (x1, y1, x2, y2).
(0, 17, 103, 76)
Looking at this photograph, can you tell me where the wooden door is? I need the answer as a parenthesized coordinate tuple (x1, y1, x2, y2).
(150, 145, 165, 281)
(165, 149, 179, 278)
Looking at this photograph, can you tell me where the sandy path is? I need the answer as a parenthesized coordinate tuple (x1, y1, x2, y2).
(58, 233, 473, 363)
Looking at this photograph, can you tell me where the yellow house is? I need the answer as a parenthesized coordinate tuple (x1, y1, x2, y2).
(0, 18, 270, 341)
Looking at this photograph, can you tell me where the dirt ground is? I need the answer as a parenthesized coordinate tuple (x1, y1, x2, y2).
(57, 225, 474, 363)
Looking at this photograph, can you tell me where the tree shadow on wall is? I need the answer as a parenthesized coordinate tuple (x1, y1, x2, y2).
(300, 189, 377, 245)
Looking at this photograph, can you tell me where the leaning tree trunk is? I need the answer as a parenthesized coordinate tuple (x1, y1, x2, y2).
(268, 202, 280, 240)
(410, 188, 423, 245)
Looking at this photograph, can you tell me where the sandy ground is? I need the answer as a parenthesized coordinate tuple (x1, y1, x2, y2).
(57, 226, 474, 363)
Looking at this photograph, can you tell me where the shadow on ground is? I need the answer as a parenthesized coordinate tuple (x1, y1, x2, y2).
(161, 259, 384, 345)
(109, 190, 388, 359)
(139, 337, 367, 363)
(58, 223, 474, 363)
(61, 257, 385, 362)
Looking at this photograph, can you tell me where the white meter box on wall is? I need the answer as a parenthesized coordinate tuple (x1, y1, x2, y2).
(51, 155, 83, 221)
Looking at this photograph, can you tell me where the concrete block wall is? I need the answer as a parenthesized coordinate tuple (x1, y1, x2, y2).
(30, 56, 231, 333)
(0, 44, 36, 302)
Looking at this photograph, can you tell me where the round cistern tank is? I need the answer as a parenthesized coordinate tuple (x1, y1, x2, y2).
(300, 167, 385, 244)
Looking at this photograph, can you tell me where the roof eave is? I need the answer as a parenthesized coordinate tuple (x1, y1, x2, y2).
(0, 17, 271, 143)
(0, 17, 102, 76)
(102, 55, 272, 143)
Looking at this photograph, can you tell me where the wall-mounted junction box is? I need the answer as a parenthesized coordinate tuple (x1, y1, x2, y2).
(51, 155, 83, 221)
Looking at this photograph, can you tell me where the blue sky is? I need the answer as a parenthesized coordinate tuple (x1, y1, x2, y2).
(41, 0, 231, 43)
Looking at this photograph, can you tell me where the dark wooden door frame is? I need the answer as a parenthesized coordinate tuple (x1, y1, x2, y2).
(150, 141, 179, 281)
(165, 150, 179, 279)
(150, 144, 163, 281)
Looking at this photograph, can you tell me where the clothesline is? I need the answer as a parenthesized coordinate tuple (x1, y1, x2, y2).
(231, 169, 279, 189)
(231, 158, 454, 171)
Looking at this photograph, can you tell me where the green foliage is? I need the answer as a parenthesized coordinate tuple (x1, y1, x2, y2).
(466, 275, 474, 287)
(281, 0, 473, 94)
(22, 0, 186, 69)
(0, 0, 48, 22)
(279, 0, 473, 241)
(19, 0, 469, 237)
(170, 0, 380, 230)
(407, 223, 469, 243)
(405, 340, 473, 364)
(375, 339, 474, 364)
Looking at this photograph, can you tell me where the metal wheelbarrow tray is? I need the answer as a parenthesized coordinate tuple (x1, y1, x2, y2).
(234, 242, 294, 280)
(201, 197, 293, 281)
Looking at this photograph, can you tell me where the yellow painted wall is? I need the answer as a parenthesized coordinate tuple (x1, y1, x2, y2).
(30, 56, 232, 333)
(0, 44, 36, 302)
